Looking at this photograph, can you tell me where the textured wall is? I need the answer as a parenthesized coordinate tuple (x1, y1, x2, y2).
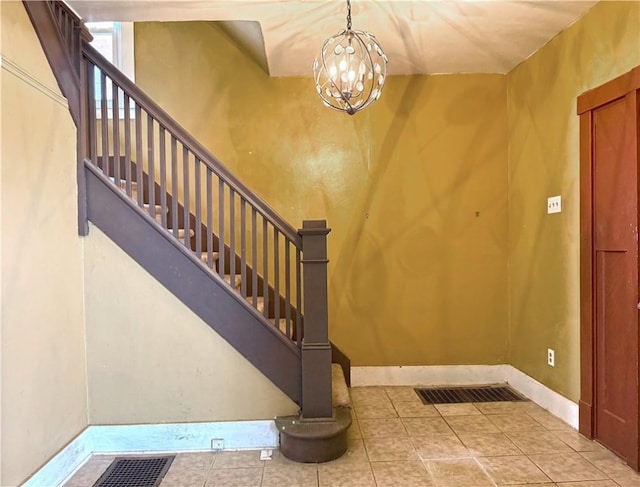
(1, 3, 88, 485)
(134, 21, 510, 367)
(507, 1, 640, 402)
(84, 226, 299, 424)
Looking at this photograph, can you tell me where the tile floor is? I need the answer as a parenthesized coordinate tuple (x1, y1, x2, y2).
(63, 386, 640, 486)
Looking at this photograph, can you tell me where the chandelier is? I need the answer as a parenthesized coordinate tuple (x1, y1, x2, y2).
(312, 0, 388, 115)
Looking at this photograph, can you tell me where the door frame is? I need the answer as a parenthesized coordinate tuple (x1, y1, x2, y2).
(578, 66, 640, 469)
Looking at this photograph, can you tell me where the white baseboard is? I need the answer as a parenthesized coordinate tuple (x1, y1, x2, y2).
(351, 364, 578, 429)
(22, 420, 278, 487)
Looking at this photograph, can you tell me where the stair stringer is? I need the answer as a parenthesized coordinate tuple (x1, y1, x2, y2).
(85, 164, 302, 405)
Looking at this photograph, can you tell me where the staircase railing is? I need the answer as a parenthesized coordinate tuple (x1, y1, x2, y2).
(24, 0, 335, 418)
(81, 43, 305, 341)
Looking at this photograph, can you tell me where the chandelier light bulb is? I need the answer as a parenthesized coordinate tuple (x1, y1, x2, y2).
(313, 0, 388, 115)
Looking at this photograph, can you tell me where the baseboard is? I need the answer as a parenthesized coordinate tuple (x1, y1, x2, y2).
(351, 364, 578, 429)
(351, 364, 510, 387)
(22, 420, 278, 487)
(506, 366, 579, 429)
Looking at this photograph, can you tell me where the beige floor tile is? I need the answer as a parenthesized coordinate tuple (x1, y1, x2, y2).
(444, 415, 501, 434)
(487, 414, 546, 432)
(457, 433, 522, 456)
(385, 386, 423, 403)
(354, 402, 399, 419)
(580, 450, 640, 478)
(551, 430, 604, 452)
(161, 469, 207, 487)
(403, 417, 454, 436)
(364, 436, 420, 462)
(325, 438, 370, 464)
(350, 387, 388, 402)
(261, 464, 319, 487)
(170, 451, 217, 470)
(212, 450, 265, 469)
(435, 403, 482, 417)
(359, 418, 408, 438)
(556, 481, 618, 486)
(371, 461, 434, 487)
(614, 477, 640, 486)
(527, 410, 575, 431)
(530, 453, 608, 482)
(63, 459, 112, 487)
(318, 461, 375, 486)
(348, 417, 362, 439)
(474, 402, 533, 415)
(205, 466, 263, 486)
(425, 458, 493, 486)
(411, 434, 470, 460)
(505, 430, 574, 454)
(477, 455, 552, 485)
(394, 402, 441, 418)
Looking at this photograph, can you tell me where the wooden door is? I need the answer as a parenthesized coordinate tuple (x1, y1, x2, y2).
(579, 66, 640, 471)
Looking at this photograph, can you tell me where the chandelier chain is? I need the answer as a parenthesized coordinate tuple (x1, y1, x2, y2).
(346, 0, 352, 30)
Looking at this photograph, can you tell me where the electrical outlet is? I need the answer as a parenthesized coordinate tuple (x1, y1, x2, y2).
(547, 348, 555, 367)
(211, 438, 224, 450)
(547, 196, 562, 214)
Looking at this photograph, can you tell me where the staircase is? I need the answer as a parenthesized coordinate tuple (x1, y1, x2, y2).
(24, 0, 351, 463)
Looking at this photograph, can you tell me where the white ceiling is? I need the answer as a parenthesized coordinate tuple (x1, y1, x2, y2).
(69, 0, 598, 77)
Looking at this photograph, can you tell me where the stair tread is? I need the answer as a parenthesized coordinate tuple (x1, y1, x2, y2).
(224, 274, 242, 289)
(200, 252, 220, 265)
(332, 364, 351, 409)
(246, 295, 265, 313)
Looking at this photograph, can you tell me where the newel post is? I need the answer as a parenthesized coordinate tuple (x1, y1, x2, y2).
(299, 220, 333, 419)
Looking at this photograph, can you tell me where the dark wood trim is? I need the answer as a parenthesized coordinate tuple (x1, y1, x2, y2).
(85, 162, 302, 404)
(578, 66, 640, 115)
(331, 342, 351, 387)
(578, 66, 640, 469)
(300, 220, 333, 419)
(579, 110, 594, 438)
(22, 0, 81, 126)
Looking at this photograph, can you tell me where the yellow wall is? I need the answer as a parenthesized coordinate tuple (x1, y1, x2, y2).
(134, 22, 510, 367)
(507, 1, 640, 401)
(0, 3, 88, 485)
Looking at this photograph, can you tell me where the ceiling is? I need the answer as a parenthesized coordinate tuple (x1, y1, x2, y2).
(69, 0, 598, 77)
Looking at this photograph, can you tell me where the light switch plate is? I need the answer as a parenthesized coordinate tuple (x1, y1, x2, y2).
(547, 196, 561, 214)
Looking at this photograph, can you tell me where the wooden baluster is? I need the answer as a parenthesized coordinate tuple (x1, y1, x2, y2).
(218, 179, 225, 278)
(262, 217, 269, 318)
(123, 93, 132, 196)
(229, 188, 236, 288)
(159, 126, 167, 227)
(240, 199, 247, 298)
(206, 168, 213, 269)
(87, 62, 97, 162)
(112, 81, 120, 185)
(135, 104, 143, 207)
(182, 147, 190, 248)
(274, 227, 280, 329)
(285, 240, 292, 338)
(296, 247, 302, 347)
(195, 158, 202, 256)
(252, 208, 258, 308)
(171, 137, 178, 238)
(147, 113, 155, 218)
(100, 71, 109, 177)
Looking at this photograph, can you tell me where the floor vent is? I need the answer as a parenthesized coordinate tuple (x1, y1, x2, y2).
(93, 456, 174, 487)
(415, 385, 526, 404)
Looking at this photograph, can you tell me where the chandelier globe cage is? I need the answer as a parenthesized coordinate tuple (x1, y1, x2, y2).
(312, 0, 388, 115)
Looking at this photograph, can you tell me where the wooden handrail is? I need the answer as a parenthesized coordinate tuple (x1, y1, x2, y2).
(82, 44, 302, 248)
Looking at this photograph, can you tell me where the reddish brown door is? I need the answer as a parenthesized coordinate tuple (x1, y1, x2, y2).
(592, 94, 638, 463)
